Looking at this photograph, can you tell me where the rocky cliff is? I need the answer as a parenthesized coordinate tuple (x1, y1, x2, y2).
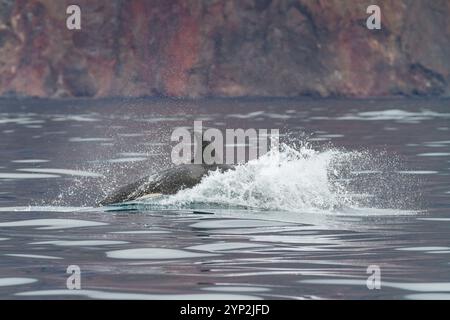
(0, 0, 449, 98)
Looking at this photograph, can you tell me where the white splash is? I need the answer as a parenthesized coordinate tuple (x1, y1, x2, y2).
(157, 143, 358, 212)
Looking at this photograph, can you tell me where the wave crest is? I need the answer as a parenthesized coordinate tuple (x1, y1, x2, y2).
(155, 143, 360, 212)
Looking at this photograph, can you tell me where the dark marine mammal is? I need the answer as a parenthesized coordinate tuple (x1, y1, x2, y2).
(99, 139, 234, 206)
(99, 163, 233, 206)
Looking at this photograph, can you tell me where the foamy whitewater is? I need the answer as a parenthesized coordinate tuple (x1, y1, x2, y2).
(130, 143, 378, 213)
(52, 138, 414, 214)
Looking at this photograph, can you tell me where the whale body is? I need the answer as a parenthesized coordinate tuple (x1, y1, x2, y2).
(99, 163, 233, 206)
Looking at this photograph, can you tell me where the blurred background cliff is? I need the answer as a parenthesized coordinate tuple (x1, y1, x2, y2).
(0, 0, 449, 98)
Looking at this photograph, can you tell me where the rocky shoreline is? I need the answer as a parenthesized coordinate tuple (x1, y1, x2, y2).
(0, 0, 449, 99)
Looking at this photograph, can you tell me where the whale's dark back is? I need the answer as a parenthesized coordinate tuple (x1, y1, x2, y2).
(99, 137, 234, 206)
(99, 164, 233, 206)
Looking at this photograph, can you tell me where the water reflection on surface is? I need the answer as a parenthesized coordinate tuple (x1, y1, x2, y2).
(0, 97, 449, 299)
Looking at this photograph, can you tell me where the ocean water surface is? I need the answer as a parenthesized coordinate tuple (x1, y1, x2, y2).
(0, 97, 449, 299)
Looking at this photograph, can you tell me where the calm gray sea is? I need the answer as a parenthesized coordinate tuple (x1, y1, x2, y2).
(0, 97, 449, 299)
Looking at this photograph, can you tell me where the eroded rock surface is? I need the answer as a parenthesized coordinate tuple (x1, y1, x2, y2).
(0, 0, 449, 98)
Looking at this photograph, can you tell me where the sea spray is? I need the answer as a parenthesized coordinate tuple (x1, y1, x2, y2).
(154, 143, 360, 212)
(140, 141, 419, 213)
(53, 139, 419, 213)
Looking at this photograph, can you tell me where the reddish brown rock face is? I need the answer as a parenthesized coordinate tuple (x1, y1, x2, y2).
(0, 0, 449, 98)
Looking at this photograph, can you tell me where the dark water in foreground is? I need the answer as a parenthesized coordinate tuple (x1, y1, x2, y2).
(0, 97, 449, 299)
